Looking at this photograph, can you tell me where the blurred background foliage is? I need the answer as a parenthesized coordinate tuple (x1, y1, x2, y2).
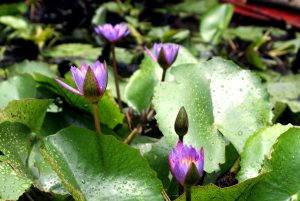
(0, 0, 299, 200)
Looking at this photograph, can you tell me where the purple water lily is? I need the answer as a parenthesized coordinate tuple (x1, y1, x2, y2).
(94, 23, 130, 43)
(55, 61, 107, 98)
(145, 43, 180, 68)
(169, 140, 204, 186)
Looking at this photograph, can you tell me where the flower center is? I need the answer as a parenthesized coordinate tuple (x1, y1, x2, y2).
(181, 158, 196, 165)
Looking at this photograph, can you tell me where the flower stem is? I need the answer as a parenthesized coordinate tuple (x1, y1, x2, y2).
(111, 44, 123, 112)
(92, 103, 101, 133)
(161, 69, 167, 82)
(123, 125, 141, 144)
(185, 185, 192, 201)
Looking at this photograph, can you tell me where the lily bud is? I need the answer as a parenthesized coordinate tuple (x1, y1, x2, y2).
(144, 43, 180, 69)
(174, 106, 189, 138)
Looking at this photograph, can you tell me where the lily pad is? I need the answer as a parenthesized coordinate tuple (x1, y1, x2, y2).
(0, 74, 36, 108)
(8, 60, 55, 77)
(153, 58, 272, 172)
(176, 174, 265, 201)
(0, 156, 31, 200)
(0, 122, 66, 195)
(0, 99, 52, 132)
(247, 127, 300, 201)
(237, 124, 292, 181)
(200, 4, 234, 44)
(125, 47, 197, 113)
(41, 126, 163, 201)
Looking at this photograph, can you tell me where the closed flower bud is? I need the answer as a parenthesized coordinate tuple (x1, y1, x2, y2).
(174, 106, 189, 138)
(145, 43, 180, 69)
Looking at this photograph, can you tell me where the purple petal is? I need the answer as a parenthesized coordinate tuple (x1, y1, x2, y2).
(55, 78, 82, 95)
(95, 23, 129, 42)
(144, 46, 158, 62)
(70, 66, 85, 93)
(80, 63, 88, 75)
(153, 43, 163, 58)
(173, 163, 189, 186)
(92, 61, 107, 95)
(163, 43, 180, 65)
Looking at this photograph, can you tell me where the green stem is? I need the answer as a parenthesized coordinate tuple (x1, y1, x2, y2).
(92, 103, 101, 133)
(111, 44, 123, 112)
(161, 69, 167, 82)
(230, 157, 240, 174)
(123, 125, 140, 144)
(185, 185, 192, 201)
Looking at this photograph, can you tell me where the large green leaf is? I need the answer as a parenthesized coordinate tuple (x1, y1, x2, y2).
(132, 137, 171, 188)
(42, 43, 102, 61)
(0, 15, 28, 29)
(176, 174, 265, 201)
(8, 60, 55, 77)
(0, 122, 66, 195)
(125, 47, 197, 113)
(247, 127, 300, 201)
(0, 156, 31, 200)
(35, 74, 124, 129)
(267, 74, 300, 113)
(200, 4, 234, 44)
(40, 127, 163, 201)
(0, 74, 36, 108)
(153, 58, 272, 172)
(237, 124, 292, 181)
(0, 2, 27, 16)
(0, 99, 52, 132)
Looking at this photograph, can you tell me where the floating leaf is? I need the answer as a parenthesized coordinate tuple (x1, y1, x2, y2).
(267, 74, 300, 113)
(200, 4, 234, 44)
(9, 60, 55, 77)
(132, 137, 171, 188)
(247, 127, 300, 201)
(42, 43, 102, 61)
(0, 122, 66, 195)
(0, 74, 36, 109)
(176, 174, 265, 201)
(238, 124, 292, 181)
(125, 47, 197, 113)
(0, 99, 52, 132)
(153, 58, 272, 172)
(0, 156, 31, 200)
(41, 127, 163, 201)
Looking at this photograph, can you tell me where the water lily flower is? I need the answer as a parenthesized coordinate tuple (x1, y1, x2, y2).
(169, 140, 204, 186)
(94, 23, 130, 43)
(55, 61, 107, 103)
(145, 43, 180, 69)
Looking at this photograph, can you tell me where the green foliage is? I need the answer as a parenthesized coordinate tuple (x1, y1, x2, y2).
(267, 74, 300, 113)
(42, 43, 102, 61)
(125, 47, 197, 113)
(8, 60, 55, 77)
(177, 174, 265, 201)
(0, 74, 36, 108)
(0, 99, 52, 132)
(200, 4, 234, 44)
(153, 58, 272, 172)
(246, 128, 300, 201)
(0, 156, 31, 200)
(35, 74, 124, 129)
(238, 124, 292, 181)
(41, 127, 164, 201)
